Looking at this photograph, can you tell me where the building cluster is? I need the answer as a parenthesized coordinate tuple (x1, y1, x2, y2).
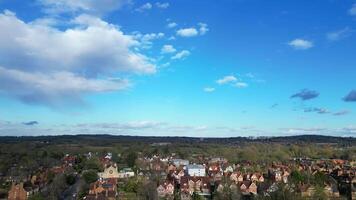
(140, 155, 356, 200)
(84, 153, 135, 200)
(3, 152, 356, 200)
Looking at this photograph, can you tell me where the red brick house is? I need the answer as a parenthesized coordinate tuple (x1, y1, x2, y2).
(8, 182, 28, 200)
(157, 181, 174, 198)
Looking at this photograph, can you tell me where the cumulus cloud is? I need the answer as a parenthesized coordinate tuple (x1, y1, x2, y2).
(288, 38, 313, 50)
(0, 67, 129, 106)
(204, 87, 215, 92)
(216, 75, 238, 85)
(0, 11, 155, 106)
(343, 90, 356, 102)
(171, 50, 190, 60)
(176, 27, 199, 37)
(176, 23, 209, 37)
(38, 0, 130, 15)
(167, 22, 177, 28)
(0, 12, 156, 75)
(290, 89, 319, 100)
(198, 23, 209, 35)
(327, 27, 353, 41)
(155, 2, 169, 9)
(349, 3, 356, 15)
(135, 2, 152, 12)
(161, 44, 176, 54)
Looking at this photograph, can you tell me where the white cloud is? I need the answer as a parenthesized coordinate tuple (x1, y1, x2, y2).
(327, 27, 353, 41)
(133, 32, 164, 49)
(198, 23, 209, 35)
(176, 27, 199, 37)
(161, 62, 170, 68)
(38, 0, 130, 14)
(167, 22, 177, 28)
(349, 3, 356, 15)
(234, 82, 248, 88)
(168, 36, 176, 40)
(161, 44, 176, 54)
(0, 67, 129, 106)
(216, 75, 238, 85)
(0, 11, 156, 106)
(171, 50, 190, 60)
(288, 39, 313, 50)
(204, 87, 215, 92)
(156, 2, 169, 9)
(136, 2, 152, 12)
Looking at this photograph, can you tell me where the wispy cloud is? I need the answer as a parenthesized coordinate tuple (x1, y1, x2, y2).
(155, 2, 169, 9)
(327, 27, 353, 41)
(135, 2, 152, 12)
(38, 0, 131, 15)
(288, 39, 313, 50)
(271, 103, 279, 109)
(349, 3, 356, 15)
(291, 89, 319, 101)
(304, 107, 330, 114)
(234, 82, 248, 88)
(203, 87, 215, 92)
(333, 110, 351, 116)
(171, 50, 190, 60)
(216, 75, 238, 85)
(22, 121, 39, 126)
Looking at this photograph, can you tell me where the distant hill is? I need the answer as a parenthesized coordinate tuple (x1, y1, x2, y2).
(0, 134, 355, 146)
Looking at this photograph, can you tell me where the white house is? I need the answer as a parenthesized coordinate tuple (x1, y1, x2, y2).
(118, 168, 135, 178)
(172, 159, 189, 167)
(187, 164, 206, 177)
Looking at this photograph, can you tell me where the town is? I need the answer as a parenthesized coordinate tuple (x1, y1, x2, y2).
(0, 135, 355, 200)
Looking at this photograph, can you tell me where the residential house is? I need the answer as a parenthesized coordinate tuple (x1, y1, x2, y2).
(239, 181, 257, 195)
(172, 159, 189, 167)
(63, 154, 76, 167)
(7, 182, 27, 200)
(300, 185, 316, 198)
(157, 181, 174, 198)
(230, 172, 243, 183)
(180, 176, 210, 196)
(250, 173, 264, 183)
(324, 184, 340, 198)
(118, 168, 134, 178)
(187, 164, 206, 177)
(86, 178, 117, 200)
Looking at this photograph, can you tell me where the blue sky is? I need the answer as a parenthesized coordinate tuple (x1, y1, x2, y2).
(0, 0, 356, 137)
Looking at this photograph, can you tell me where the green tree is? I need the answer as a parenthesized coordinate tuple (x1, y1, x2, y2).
(28, 194, 45, 200)
(126, 152, 138, 168)
(82, 170, 98, 184)
(65, 174, 76, 185)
